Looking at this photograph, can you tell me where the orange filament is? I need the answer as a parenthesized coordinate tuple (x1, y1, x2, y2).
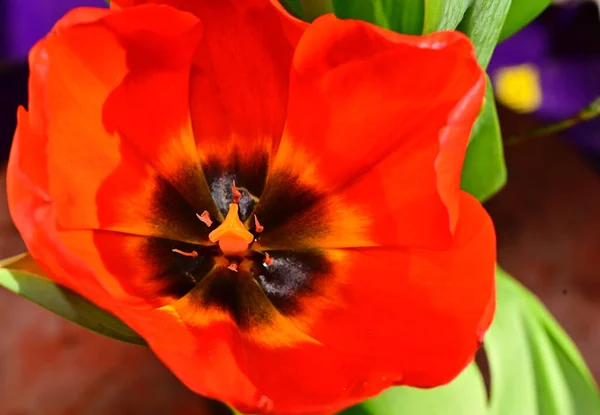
(197, 210, 213, 227)
(232, 180, 242, 204)
(172, 249, 198, 258)
(264, 252, 274, 266)
(254, 215, 264, 233)
(208, 203, 254, 256)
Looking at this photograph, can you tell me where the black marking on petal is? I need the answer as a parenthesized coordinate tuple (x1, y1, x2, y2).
(202, 152, 269, 221)
(151, 171, 214, 242)
(144, 238, 217, 299)
(251, 171, 323, 232)
(249, 250, 331, 316)
(233, 151, 269, 198)
(206, 173, 257, 222)
(190, 267, 273, 329)
(170, 164, 220, 217)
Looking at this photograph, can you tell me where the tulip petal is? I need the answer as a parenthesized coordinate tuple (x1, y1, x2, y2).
(187, 0, 306, 162)
(9, 127, 118, 320)
(65, 230, 217, 309)
(37, 5, 218, 244)
(284, 192, 496, 389)
(267, 16, 485, 250)
(112, 0, 308, 203)
(169, 266, 360, 415)
(184, 0, 307, 205)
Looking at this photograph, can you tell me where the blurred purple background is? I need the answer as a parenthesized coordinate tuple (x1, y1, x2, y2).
(489, 2, 600, 157)
(1, 0, 105, 59)
(0, 0, 104, 161)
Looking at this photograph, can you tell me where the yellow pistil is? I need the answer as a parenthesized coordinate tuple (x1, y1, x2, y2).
(209, 203, 254, 256)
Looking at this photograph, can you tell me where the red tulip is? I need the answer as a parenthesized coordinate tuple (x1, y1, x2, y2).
(7, 1, 496, 414)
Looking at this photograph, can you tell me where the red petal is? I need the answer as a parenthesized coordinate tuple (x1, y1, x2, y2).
(269, 16, 485, 250)
(110, 0, 306, 170)
(288, 192, 496, 390)
(168, 268, 358, 415)
(8, 131, 116, 317)
(38, 5, 216, 243)
(187, 0, 306, 164)
(7, 10, 116, 311)
(10, 6, 109, 205)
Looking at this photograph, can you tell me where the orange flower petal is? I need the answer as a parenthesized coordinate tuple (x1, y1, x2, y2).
(38, 5, 217, 243)
(279, 192, 496, 392)
(112, 0, 307, 199)
(8, 121, 116, 315)
(63, 230, 216, 309)
(168, 266, 359, 415)
(183, 1, 307, 223)
(188, 0, 306, 156)
(267, 16, 485, 250)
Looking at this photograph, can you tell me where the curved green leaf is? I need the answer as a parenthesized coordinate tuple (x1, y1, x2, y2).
(498, 0, 551, 42)
(280, 0, 304, 19)
(0, 253, 146, 346)
(423, 0, 472, 33)
(485, 268, 600, 415)
(340, 363, 488, 415)
(333, 0, 424, 35)
(460, 77, 506, 201)
(298, 0, 334, 21)
(456, 0, 511, 69)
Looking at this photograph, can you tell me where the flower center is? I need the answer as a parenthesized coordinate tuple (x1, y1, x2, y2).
(172, 180, 271, 271)
(208, 202, 254, 256)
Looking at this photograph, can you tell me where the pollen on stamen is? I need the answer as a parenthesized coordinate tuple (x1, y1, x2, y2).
(254, 215, 264, 233)
(228, 262, 239, 272)
(172, 249, 198, 258)
(232, 180, 242, 204)
(196, 210, 213, 227)
(264, 252, 274, 266)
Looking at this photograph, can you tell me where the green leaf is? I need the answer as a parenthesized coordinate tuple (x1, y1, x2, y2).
(456, 0, 511, 69)
(279, 0, 305, 19)
(340, 363, 488, 415)
(333, 0, 425, 35)
(460, 77, 506, 202)
(498, 0, 550, 42)
(0, 253, 146, 346)
(485, 268, 600, 415)
(423, 0, 472, 33)
(298, 0, 334, 21)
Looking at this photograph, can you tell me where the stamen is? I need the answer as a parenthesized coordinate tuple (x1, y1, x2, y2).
(254, 215, 264, 233)
(208, 203, 254, 256)
(264, 252, 274, 266)
(232, 180, 242, 204)
(228, 262, 239, 272)
(196, 210, 213, 227)
(172, 249, 198, 258)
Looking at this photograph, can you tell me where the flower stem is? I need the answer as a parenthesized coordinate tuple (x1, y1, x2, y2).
(506, 96, 600, 145)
